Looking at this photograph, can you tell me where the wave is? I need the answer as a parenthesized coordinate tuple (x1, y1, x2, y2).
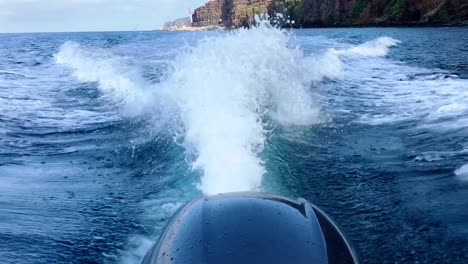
(0, 70, 31, 79)
(55, 42, 152, 116)
(335, 36, 400, 57)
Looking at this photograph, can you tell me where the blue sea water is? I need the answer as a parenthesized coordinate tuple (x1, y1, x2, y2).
(0, 26, 467, 263)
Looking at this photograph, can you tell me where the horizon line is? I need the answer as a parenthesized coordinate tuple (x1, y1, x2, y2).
(0, 29, 162, 34)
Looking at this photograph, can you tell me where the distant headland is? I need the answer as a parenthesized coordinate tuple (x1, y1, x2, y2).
(160, 0, 467, 30)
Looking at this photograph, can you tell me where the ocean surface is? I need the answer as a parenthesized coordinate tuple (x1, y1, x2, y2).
(0, 26, 467, 264)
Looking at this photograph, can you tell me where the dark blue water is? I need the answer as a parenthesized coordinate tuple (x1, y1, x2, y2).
(0, 27, 467, 263)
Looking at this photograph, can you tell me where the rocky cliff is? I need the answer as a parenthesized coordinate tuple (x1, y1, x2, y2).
(192, 0, 283, 28)
(192, 0, 468, 27)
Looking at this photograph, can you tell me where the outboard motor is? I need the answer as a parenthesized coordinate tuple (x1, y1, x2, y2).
(142, 192, 358, 264)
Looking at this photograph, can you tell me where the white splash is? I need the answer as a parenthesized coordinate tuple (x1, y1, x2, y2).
(159, 24, 341, 194)
(56, 24, 343, 195)
(455, 164, 468, 181)
(55, 42, 151, 115)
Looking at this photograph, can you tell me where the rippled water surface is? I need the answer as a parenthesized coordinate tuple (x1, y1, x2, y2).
(0, 27, 467, 263)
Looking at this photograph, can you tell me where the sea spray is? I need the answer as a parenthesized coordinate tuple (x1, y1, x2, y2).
(56, 23, 344, 195)
(159, 23, 343, 194)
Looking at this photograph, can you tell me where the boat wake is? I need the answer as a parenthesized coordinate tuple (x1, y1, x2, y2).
(56, 23, 345, 195)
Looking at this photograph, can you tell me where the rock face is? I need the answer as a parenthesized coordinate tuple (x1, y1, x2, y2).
(192, 0, 225, 27)
(192, 0, 281, 28)
(191, 0, 468, 27)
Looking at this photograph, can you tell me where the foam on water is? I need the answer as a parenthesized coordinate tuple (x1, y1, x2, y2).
(330, 37, 468, 181)
(336, 54, 468, 130)
(341, 37, 400, 57)
(338, 50, 468, 129)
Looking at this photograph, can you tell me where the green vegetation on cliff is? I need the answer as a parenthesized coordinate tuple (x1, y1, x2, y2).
(436, 7, 449, 22)
(234, 3, 270, 26)
(284, 0, 305, 25)
(383, 0, 407, 19)
(350, 0, 369, 18)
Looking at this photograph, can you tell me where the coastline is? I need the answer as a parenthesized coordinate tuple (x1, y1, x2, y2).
(155, 23, 467, 33)
(157, 25, 224, 32)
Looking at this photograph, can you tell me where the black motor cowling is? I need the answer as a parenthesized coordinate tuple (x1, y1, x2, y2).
(142, 192, 358, 264)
